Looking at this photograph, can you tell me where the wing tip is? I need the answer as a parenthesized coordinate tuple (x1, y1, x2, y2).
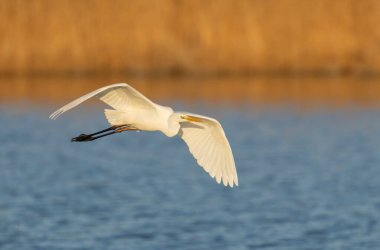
(49, 113, 57, 120)
(49, 109, 63, 120)
(48, 83, 130, 118)
(229, 178, 239, 188)
(214, 174, 238, 188)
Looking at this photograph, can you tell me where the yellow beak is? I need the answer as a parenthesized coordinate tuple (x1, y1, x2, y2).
(182, 115, 204, 122)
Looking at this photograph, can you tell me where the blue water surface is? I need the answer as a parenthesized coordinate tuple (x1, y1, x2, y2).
(1, 103, 380, 250)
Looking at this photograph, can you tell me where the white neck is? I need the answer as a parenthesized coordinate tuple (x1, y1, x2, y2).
(162, 112, 182, 137)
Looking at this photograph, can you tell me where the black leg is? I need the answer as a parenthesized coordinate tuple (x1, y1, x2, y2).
(87, 126, 115, 136)
(71, 126, 112, 142)
(71, 125, 125, 142)
(89, 131, 118, 140)
(71, 131, 118, 142)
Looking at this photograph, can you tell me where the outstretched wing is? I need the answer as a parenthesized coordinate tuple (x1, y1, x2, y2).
(179, 113, 238, 187)
(49, 83, 155, 119)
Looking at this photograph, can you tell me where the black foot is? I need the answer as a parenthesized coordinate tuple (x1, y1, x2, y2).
(71, 134, 95, 142)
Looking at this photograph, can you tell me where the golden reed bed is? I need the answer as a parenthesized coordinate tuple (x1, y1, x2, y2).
(1, 0, 380, 75)
(1, 76, 380, 107)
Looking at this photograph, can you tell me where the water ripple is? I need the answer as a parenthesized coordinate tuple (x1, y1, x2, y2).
(1, 106, 380, 249)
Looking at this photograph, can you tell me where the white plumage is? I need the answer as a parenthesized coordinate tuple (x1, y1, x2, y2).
(50, 83, 238, 187)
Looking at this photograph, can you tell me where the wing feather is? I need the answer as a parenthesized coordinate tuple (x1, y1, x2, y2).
(221, 152, 228, 186)
(214, 147, 223, 184)
(49, 83, 155, 119)
(200, 135, 212, 166)
(179, 113, 238, 187)
(206, 139, 216, 174)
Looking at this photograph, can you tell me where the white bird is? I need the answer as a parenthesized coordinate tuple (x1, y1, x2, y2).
(50, 83, 238, 187)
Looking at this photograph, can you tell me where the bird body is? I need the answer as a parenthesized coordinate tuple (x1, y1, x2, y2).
(50, 83, 238, 187)
(104, 104, 175, 135)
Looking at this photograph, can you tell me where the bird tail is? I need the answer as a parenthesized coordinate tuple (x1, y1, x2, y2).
(104, 109, 127, 125)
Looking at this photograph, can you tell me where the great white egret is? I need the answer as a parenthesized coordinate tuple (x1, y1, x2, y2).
(50, 83, 238, 187)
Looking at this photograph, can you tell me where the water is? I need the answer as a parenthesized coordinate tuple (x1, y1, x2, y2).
(1, 103, 380, 249)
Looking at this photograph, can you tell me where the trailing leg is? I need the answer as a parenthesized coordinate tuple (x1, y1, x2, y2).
(71, 125, 136, 142)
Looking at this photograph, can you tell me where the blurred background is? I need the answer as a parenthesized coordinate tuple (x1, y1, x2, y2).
(1, 0, 380, 103)
(1, 1, 380, 249)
